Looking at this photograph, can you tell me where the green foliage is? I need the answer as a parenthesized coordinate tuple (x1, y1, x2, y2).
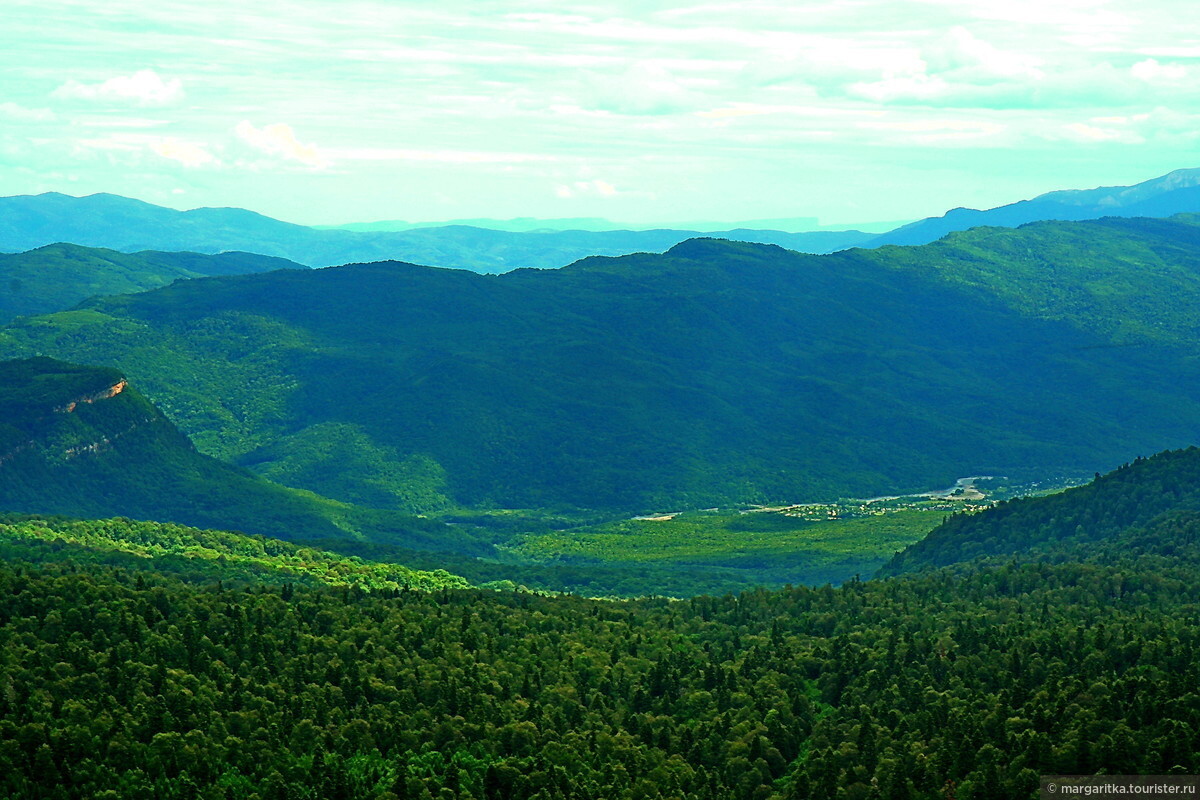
(244, 422, 452, 512)
(0, 514, 468, 591)
(861, 216, 1200, 347)
(0, 527, 1197, 799)
(504, 508, 939, 594)
(881, 447, 1200, 576)
(0, 242, 292, 324)
(0, 356, 487, 553)
(4, 223, 1200, 512)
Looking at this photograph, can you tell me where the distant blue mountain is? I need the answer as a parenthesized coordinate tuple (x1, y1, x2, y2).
(0, 192, 873, 271)
(866, 167, 1200, 247)
(6, 169, 1200, 271)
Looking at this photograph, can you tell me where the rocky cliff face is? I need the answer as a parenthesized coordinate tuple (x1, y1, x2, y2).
(56, 379, 128, 414)
(0, 356, 360, 543)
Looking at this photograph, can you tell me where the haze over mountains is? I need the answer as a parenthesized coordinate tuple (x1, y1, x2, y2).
(0, 191, 875, 272)
(871, 167, 1200, 247)
(321, 214, 906, 234)
(3, 167, 1199, 273)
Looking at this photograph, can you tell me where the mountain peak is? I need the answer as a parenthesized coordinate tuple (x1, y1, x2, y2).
(869, 166, 1200, 247)
(664, 237, 784, 260)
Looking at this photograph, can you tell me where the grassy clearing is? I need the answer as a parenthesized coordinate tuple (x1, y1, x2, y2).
(495, 504, 952, 593)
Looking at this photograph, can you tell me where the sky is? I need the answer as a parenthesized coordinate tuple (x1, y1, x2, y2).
(2, 0, 1199, 227)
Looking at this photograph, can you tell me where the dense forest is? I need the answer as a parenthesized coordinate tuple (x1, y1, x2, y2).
(0, 519, 1197, 800)
(0, 357, 497, 556)
(0, 244, 296, 324)
(881, 446, 1200, 576)
(3, 451, 1200, 800)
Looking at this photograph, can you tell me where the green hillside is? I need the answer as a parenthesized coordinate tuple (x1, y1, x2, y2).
(0, 514, 468, 591)
(0, 243, 297, 323)
(3, 221, 1200, 511)
(0, 357, 482, 553)
(858, 215, 1200, 346)
(879, 446, 1200, 577)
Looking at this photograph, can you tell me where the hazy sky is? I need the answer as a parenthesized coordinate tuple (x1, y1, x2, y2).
(2, 0, 1198, 226)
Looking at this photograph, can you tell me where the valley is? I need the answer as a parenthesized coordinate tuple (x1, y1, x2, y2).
(429, 472, 1084, 597)
(8, 1, 1200, 795)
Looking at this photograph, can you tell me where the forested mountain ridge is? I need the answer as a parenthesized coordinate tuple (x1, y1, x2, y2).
(857, 215, 1200, 346)
(3, 221, 1200, 511)
(879, 446, 1200, 577)
(0, 357, 484, 552)
(0, 243, 300, 324)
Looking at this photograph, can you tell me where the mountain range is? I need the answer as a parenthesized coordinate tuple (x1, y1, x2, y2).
(0, 191, 874, 271)
(4, 216, 1200, 512)
(2, 165, 1200, 799)
(870, 167, 1200, 247)
(2, 168, 1199, 275)
(320, 214, 907, 234)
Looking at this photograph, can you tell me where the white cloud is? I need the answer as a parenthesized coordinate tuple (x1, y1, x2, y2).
(0, 102, 55, 122)
(71, 132, 220, 168)
(328, 147, 553, 164)
(923, 26, 1044, 83)
(846, 27, 1048, 107)
(1051, 107, 1200, 145)
(1131, 58, 1188, 82)
(555, 179, 619, 198)
(52, 69, 183, 106)
(585, 62, 703, 115)
(153, 138, 218, 168)
(235, 121, 329, 168)
(1061, 122, 1145, 144)
(695, 104, 786, 119)
(858, 117, 1008, 146)
(849, 74, 952, 104)
(77, 118, 171, 129)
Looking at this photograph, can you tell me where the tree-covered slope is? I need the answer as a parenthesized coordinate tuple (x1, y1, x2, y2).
(0, 357, 477, 550)
(0, 514, 469, 591)
(3, 222, 1200, 511)
(879, 446, 1200, 576)
(0, 243, 300, 323)
(0, 526, 1196, 799)
(857, 215, 1200, 346)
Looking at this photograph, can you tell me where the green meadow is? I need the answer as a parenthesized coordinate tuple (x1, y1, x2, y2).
(495, 503, 958, 595)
